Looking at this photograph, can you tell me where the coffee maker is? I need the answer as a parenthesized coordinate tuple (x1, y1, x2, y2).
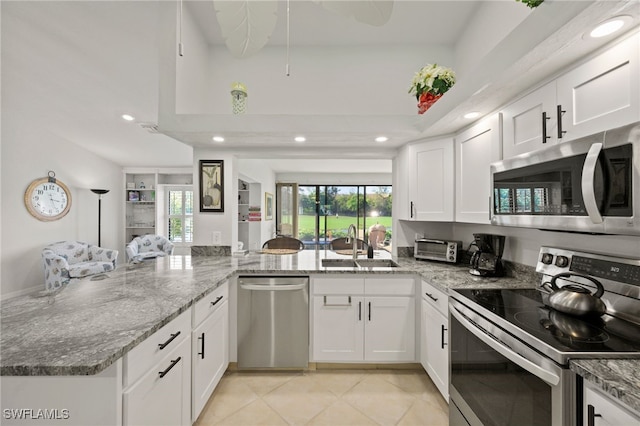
(469, 233, 505, 277)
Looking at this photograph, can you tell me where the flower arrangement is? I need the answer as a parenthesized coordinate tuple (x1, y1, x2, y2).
(517, 0, 544, 8)
(408, 64, 456, 114)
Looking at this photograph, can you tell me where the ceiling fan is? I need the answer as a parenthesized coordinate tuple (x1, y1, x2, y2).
(213, 0, 394, 58)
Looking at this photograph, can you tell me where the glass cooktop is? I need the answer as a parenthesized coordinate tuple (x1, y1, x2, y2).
(453, 288, 640, 356)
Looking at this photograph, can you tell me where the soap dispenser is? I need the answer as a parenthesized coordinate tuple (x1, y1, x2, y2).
(367, 245, 374, 259)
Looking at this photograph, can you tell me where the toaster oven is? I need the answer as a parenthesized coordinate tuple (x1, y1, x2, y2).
(414, 239, 461, 263)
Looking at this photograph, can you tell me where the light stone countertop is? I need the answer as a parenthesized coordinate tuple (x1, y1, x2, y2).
(0, 249, 559, 377)
(570, 359, 640, 414)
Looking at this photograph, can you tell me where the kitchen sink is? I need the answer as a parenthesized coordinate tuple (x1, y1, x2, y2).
(354, 259, 399, 268)
(321, 259, 358, 268)
(321, 258, 399, 268)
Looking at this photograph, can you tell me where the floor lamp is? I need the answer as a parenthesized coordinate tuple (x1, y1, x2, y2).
(91, 189, 109, 246)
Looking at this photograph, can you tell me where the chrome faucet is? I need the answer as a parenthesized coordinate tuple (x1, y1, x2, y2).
(346, 224, 358, 260)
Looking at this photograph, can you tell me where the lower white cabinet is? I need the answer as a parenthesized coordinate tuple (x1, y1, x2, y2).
(420, 280, 449, 401)
(123, 336, 191, 426)
(191, 283, 229, 421)
(312, 276, 416, 363)
(584, 381, 640, 426)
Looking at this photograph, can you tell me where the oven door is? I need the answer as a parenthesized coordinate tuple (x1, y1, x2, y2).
(449, 299, 577, 426)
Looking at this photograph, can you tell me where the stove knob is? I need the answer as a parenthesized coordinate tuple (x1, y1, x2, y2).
(541, 253, 554, 264)
(555, 256, 569, 267)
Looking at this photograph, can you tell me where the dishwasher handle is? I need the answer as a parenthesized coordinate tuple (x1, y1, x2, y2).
(240, 283, 307, 291)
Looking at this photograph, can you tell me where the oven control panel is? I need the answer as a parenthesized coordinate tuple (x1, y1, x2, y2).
(537, 246, 640, 286)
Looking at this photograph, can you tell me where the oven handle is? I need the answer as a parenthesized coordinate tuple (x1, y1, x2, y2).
(582, 143, 604, 224)
(450, 305, 560, 386)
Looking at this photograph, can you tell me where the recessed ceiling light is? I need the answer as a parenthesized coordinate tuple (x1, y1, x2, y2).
(589, 16, 631, 38)
(212, 136, 225, 142)
(294, 136, 306, 142)
(375, 136, 388, 143)
(464, 112, 481, 119)
(121, 114, 135, 121)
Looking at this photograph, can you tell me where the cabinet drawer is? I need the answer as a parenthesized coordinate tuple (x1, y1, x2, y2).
(313, 277, 365, 295)
(124, 308, 191, 387)
(365, 277, 415, 296)
(421, 280, 448, 315)
(193, 282, 228, 327)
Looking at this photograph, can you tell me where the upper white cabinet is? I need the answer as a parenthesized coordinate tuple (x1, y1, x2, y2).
(556, 32, 639, 141)
(404, 138, 455, 221)
(455, 113, 502, 224)
(501, 81, 557, 158)
(502, 31, 639, 159)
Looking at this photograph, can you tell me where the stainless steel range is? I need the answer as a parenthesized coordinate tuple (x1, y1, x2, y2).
(448, 246, 640, 426)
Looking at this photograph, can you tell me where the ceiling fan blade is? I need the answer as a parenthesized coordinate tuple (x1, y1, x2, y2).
(213, 0, 278, 58)
(317, 0, 394, 27)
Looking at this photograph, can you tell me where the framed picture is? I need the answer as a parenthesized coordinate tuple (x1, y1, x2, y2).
(199, 160, 224, 212)
(265, 192, 273, 220)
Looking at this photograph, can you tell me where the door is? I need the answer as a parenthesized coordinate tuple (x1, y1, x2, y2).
(556, 32, 639, 142)
(192, 300, 228, 420)
(313, 295, 364, 361)
(406, 138, 455, 221)
(501, 81, 557, 158)
(456, 113, 502, 224)
(424, 304, 449, 401)
(364, 296, 415, 362)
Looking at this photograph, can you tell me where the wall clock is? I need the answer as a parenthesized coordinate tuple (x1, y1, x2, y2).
(24, 171, 72, 221)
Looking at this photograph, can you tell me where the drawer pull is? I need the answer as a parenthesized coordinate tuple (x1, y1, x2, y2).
(368, 301, 372, 321)
(358, 301, 362, 321)
(323, 295, 351, 307)
(441, 324, 448, 349)
(158, 331, 181, 350)
(587, 404, 602, 426)
(211, 296, 224, 307)
(198, 332, 205, 359)
(158, 357, 182, 378)
(425, 293, 439, 302)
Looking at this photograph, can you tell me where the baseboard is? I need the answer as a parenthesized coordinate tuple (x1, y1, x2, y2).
(226, 361, 422, 372)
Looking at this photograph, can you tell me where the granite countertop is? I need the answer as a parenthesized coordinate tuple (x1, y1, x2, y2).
(570, 359, 640, 414)
(3, 250, 638, 410)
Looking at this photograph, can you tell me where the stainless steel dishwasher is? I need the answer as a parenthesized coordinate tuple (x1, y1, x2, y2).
(237, 276, 309, 368)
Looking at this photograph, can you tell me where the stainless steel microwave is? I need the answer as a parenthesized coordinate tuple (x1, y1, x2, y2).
(415, 239, 461, 263)
(490, 122, 640, 235)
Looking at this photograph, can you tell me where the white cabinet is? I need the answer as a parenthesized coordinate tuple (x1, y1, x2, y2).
(557, 32, 639, 142)
(501, 81, 557, 159)
(420, 280, 449, 401)
(584, 380, 640, 426)
(455, 113, 502, 224)
(312, 276, 416, 363)
(192, 283, 229, 421)
(502, 32, 640, 159)
(123, 309, 192, 426)
(404, 137, 455, 221)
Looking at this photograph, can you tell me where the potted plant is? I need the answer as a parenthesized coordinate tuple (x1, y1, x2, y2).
(408, 64, 456, 114)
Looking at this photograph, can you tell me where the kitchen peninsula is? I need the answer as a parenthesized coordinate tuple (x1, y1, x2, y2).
(1, 251, 638, 425)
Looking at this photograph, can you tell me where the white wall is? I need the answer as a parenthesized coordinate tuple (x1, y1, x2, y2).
(238, 159, 277, 245)
(192, 150, 237, 247)
(1, 119, 123, 299)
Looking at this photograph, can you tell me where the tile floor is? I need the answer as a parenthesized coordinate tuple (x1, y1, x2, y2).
(194, 369, 449, 426)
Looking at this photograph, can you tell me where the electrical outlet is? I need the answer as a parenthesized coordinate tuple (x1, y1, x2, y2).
(212, 231, 222, 245)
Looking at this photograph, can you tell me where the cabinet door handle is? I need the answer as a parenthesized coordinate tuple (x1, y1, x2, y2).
(368, 302, 372, 321)
(358, 301, 362, 321)
(425, 293, 438, 302)
(441, 325, 448, 349)
(211, 296, 223, 307)
(410, 201, 414, 218)
(323, 295, 352, 307)
(542, 111, 551, 143)
(587, 404, 602, 426)
(158, 357, 182, 378)
(158, 331, 181, 350)
(198, 332, 205, 359)
(557, 105, 566, 139)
